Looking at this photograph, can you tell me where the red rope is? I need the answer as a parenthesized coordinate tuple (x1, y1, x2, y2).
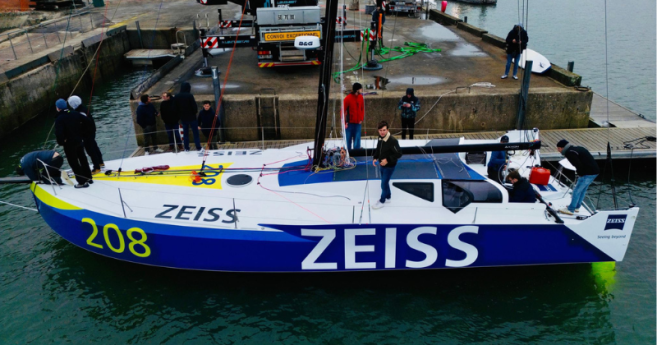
(201, 0, 250, 168)
(86, 4, 110, 109)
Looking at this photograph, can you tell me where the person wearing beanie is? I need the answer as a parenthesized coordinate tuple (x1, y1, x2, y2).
(160, 92, 182, 151)
(342, 82, 364, 150)
(54, 98, 93, 188)
(501, 23, 528, 80)
(16, 150, 64, 185)
(176, 82, 201, 152)
(556, 139, 600, 215)
(68, 95, 104, 173)
(398, 88, 420, 139)
(487, 135, 509, 184)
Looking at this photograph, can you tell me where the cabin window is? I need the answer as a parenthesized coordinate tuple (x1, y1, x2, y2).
(393, 182, 434, 202)
(442, 180, 502, 213)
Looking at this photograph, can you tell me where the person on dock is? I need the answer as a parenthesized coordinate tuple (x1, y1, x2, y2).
(68, 95, 104, 174)
(176, 82, 201, 152)
(136, 94, 160, 154)
(501, 23, 528, 80)
(160, 92, 182, 152)
(487, 135, 509, 184)
(372, 121, 402, 209)
(398, 88, 420, 140)
(506, 170, 537, 203)
(557, 139, 600, 215)
(342, 82, 364, 151)
(54, 99, 93, 188)
(198, 101, 219, 150)
(372, 5, 386, 26)
(16, 150, 63, 185)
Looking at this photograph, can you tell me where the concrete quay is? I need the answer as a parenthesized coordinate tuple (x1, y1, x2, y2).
(131, 4, 606, 147)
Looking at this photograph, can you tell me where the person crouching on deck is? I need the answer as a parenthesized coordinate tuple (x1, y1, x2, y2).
(342, 83, 364, 151)
(506, 170, 537, 203)
(372, 121, 402, 209)
(16, 150, 64, 185)
(556, 139, 600, 215)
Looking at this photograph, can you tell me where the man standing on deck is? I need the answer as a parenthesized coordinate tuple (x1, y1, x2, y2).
(54, 99, 93, 188)
(556, 139, 600, 215)
(136, 94, 160, 154)
(342, 83, 364, 151)
(176, 82, 202, 152)
(487, 135, 509, 184)
(68, 95, 104, 174)
(398, 88, 420, 140)
(198, 101, 219, 150)
(160, 92, 182, 152)
(372, 121, 402, 209)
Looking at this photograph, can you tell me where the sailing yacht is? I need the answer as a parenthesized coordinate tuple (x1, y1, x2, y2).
(27, 0, 638, 272)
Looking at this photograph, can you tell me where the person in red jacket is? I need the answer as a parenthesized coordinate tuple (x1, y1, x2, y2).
(342, 83, 364, 150)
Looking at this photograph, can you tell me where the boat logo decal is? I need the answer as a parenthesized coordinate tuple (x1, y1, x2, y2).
(604, 215, 627, 231)
(155, 204, 240, 224)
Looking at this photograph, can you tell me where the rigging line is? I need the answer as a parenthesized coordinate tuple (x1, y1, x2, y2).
(0, 200, 38, 212)
(257, 172, 331, 224)
(41, 7, 76, 150)
(201, 0, 250, 169)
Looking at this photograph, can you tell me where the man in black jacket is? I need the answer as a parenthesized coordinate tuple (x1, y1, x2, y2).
(160, 92, 182, 151)
(557, 139, 600, 215)
(506, 170, 537, 203)
(68, 95, 104, 173)
(176, 82, 201, 151)
(502, 24, 528, 80)
(372, 121, 402, 209)
(198, 101, 218, 150)
(136, 94, 159, 154)
(54, 98, 93, 188)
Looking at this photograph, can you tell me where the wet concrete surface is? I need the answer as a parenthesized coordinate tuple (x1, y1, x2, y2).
(147, 1, 566, 98)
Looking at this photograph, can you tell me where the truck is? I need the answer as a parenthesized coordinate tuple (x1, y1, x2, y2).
(387, 0, 422, 16)
(198, 0, 361, 67)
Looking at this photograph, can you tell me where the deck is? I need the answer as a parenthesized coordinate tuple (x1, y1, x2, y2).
(130, 127, 656, 161)
(590, 92, 655, 128)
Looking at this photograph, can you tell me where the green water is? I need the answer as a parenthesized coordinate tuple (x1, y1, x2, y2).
(0, 69, 654, 343)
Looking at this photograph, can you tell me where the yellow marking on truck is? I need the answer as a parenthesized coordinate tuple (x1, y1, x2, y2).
(263, 31, 321, 42)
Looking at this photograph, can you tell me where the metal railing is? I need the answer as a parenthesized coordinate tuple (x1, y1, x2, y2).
(0, 10, 108, 62)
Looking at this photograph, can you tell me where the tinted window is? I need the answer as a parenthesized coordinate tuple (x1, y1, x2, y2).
(442, 180, 503, 213)
(393, 182, 434, 202)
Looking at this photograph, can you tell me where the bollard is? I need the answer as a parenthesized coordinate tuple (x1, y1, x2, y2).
(441, 1, 447, 12)
(43, 33, 48, 48)
(464, 16, 467, 23)
(567, 61, 574, 72)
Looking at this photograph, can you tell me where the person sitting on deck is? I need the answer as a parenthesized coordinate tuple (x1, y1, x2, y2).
(16, 150, 64, 185)
(506, 170, 537, 203)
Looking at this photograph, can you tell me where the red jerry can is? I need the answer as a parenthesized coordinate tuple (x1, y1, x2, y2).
(529, 167, 550, 185)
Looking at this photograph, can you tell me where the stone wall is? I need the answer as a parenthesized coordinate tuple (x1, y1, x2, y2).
(0, 26, 131, 139)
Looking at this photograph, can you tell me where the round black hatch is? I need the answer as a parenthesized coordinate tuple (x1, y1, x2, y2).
(226, 174, 253, 187)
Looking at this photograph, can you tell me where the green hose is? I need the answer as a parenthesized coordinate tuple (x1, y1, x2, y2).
(332, 29, 442, 83)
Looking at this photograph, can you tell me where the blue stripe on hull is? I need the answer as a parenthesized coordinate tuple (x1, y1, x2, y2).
(37, 198, 613, 272)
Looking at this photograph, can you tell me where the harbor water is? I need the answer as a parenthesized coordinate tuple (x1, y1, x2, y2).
(1, 0, 656, 342)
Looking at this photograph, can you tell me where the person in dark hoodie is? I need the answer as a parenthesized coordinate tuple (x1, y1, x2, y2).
(198, 101, 218, 150)
(68, 95, 104, 174)
(16, 150, 63, 185)
(397, 88, 420, 140)
(506, 170, 537, 203)
(487, 135, 509, 184)
(176, 82, 201, 151)
(54, 98, 93, 188)
(556, 139, 600, 215)
(372, 120, 402, 209)
(160, 92, 182, 151)
(502, 23, 528, 80)
(136, 94, 160, 154)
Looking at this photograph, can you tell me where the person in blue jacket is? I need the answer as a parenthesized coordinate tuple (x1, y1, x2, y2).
(16, 150, 63, 185)
(506, 170, 537, 203)
(398, 88, 420, 140)
(487, 135, 509, 184)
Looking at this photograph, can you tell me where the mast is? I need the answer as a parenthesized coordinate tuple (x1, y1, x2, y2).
(312, 0, 340, 168)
